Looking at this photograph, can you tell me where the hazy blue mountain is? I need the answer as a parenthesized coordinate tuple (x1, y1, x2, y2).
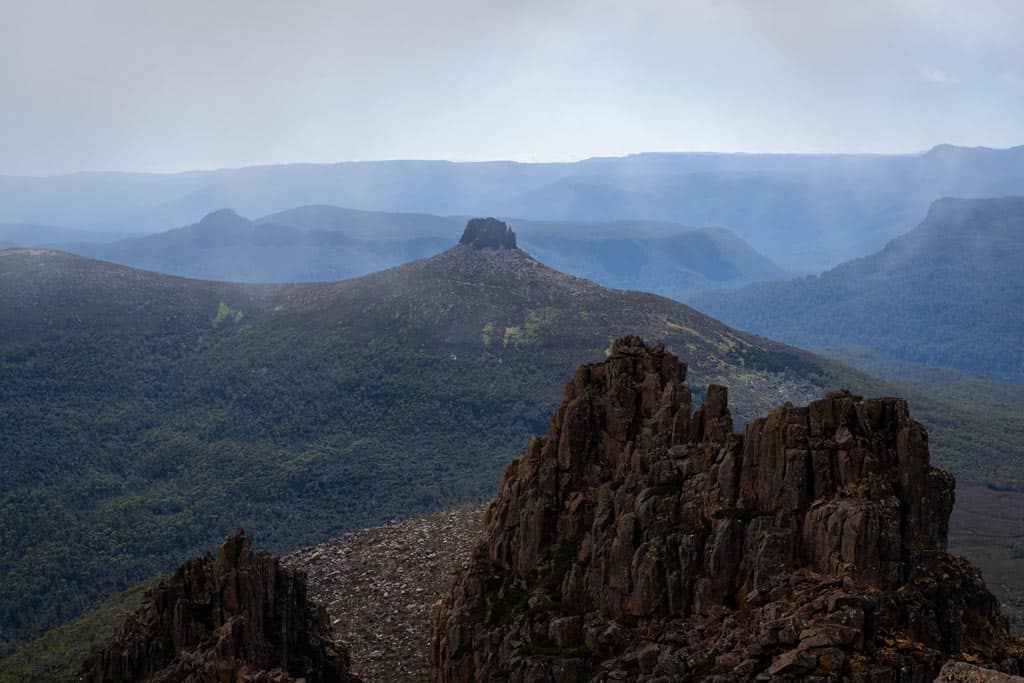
(689, 197, 1024, 381)
(56, 206, 788, 294)
(61, 208, 452, 283)
(0, 223, 126, 249)
(4, 144, 1024, 272)
(256, 204, 467, 239)
(517, 225, 788, 297)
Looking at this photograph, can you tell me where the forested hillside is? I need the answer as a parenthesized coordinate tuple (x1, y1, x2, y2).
(691, 197, 1024, 381)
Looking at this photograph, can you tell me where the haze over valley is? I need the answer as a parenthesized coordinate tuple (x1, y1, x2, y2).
(5, 144, 1024, 274)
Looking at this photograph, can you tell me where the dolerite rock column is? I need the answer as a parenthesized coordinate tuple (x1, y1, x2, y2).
(80, 530, 360, 683)
(431, 336, 1023, 682)
(459, 218, 517, 250)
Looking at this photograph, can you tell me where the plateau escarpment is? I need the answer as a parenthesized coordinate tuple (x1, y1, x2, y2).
(431, 337, 1023, 681)
(79, 530, 360, 683)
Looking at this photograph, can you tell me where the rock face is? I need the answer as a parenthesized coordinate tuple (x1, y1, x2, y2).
(431, 336, 1023, 682)
(459, 218, 517, 249)
(79, 530, 360, 683)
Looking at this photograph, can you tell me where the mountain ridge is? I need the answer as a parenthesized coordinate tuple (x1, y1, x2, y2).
(689, 196, 1024, 381)
(4, 144, 1024, 271)
(33, 205, 787, 295)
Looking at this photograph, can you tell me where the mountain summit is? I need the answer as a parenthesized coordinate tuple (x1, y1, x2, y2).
(196, 207, 249, 229)
(458, 217, 517, 249)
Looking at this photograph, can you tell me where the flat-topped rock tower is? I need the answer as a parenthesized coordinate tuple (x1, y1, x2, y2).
(458, 217, 517, 250)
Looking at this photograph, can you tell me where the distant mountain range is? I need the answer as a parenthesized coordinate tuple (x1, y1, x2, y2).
(4, 144, 1024, 272)
(0, 223, 127, 250)
(34, 205, 788, 296)
(690, 197, 1024, 382)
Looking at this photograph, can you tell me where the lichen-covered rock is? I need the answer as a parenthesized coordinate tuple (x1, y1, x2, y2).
(79, 530, 360, 683)
(430, 336, 1024, 682)
(937, 661, 1024, 682)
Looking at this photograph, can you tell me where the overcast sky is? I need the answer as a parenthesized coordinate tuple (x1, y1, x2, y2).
(2, 0, 1023, 175)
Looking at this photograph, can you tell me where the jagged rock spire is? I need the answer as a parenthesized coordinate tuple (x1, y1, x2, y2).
(80, 530, 360, 682)
(431, 337, 1022, 682)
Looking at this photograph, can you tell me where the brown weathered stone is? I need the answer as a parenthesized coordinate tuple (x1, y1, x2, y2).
(79, 530, 360, 683)
(430, 336, 1024, 682)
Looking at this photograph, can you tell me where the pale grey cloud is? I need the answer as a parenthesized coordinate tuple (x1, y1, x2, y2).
(1, 0, 1022, 175)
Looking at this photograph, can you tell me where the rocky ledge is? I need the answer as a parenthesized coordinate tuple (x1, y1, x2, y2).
(431, 336, 1024, 682)
(79, 530, 360, 682)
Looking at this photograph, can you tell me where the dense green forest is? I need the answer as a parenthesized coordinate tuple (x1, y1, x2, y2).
(0, 332, 553, 657)
(0, 581, 151, 683)
(690, 197, 1024, 381)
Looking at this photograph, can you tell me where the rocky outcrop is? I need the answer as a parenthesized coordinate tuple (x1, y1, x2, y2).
(459, 218, 517, 250)
(937, 662, 1024, 682)
(431, 336, 1024, 682)
(79, 530, 360, 683)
